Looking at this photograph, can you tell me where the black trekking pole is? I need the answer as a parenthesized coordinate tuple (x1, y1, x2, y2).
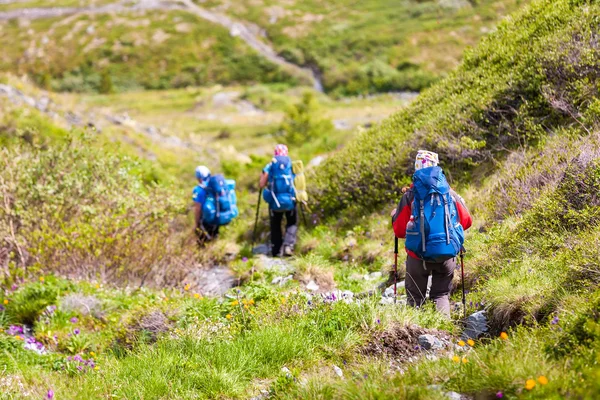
(299, 202, 308, 226)
(251, 189, 263, 249)
(394, 236, 399, 304)
(460, 247, 467, 319)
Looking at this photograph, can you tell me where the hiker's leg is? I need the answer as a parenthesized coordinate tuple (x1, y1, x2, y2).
(429, 258, 456, 318)
(283, 205, 298, 248)
(270, 209, 284, 256)
(404, 256, 429, 309)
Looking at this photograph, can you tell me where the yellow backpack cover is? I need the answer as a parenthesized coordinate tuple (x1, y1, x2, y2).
(292, 160, 308, 204)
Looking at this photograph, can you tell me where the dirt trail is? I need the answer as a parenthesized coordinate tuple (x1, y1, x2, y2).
(0, 0, 323, 91)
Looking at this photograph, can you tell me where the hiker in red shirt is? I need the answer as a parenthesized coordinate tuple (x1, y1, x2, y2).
(391, 150, 472, 317)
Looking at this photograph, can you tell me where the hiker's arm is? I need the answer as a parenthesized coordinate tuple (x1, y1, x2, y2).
(194, 202, 202, 230)
(451, 191, 473, 230)
(392, 192, 412, 239)
(259, 172, 268, 189)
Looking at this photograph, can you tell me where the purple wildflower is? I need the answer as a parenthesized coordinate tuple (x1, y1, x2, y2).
(7, 325, 23, 335)
(70, 317, 79, 324)
(376, 319, 381, 324)
(11, 284, 17, 291)
(77, 365, 83, 371)
(73, 328, 81, 335)
(242, 257, 248, 262)
(73, 354, 83, 362)
(551, 316, 559, 325)
(496, 391, 503, 398)
(47, 389, 54, 399)
(0, 305, 4, 312)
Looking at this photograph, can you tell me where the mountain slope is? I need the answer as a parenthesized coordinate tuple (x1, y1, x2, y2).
(311, 0, 599, 218)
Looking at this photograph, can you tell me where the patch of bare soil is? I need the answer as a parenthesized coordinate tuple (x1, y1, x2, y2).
(362, 324, 450, 360)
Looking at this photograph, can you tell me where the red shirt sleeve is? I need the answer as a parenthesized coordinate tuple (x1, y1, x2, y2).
(392, 190, 413, 238)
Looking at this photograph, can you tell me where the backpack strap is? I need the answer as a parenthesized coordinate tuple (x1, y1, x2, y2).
(419, 199, 426, 253)
(443, 194, 451, 245)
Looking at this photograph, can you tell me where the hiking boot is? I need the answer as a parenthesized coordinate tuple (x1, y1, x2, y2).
(282, 245, 293, 257)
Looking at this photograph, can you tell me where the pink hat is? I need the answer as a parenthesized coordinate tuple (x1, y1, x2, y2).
(274, 144, 288, 156)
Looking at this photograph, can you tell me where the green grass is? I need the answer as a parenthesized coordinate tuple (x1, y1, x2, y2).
(0, 0, 526, 94)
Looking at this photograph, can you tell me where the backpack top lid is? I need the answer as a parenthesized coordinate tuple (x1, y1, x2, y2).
(269, 156, 292, 176)
(412, 166, 450, 199)
(207, 174, 226, 195)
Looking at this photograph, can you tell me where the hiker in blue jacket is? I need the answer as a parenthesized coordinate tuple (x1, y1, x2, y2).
(193, 165, 219, 243)
(260, 144, 298, 257)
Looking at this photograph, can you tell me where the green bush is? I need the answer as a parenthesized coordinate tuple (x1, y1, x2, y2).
(0, 130, 195, 287)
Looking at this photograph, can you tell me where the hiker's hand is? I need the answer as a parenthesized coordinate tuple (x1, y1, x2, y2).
(401, 186, 410, 193)
(390, 208, 397, 217)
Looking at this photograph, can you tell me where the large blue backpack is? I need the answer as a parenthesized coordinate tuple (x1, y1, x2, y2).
(202, 174, 239, 226)
(263, 155, 296, 211)
(405, 166, 464, 262)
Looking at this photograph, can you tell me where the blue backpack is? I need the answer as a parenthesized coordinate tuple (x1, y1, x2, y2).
(202, 174, 239, 226)
(263, 156, 296, 211)
(405, 166, 464, 262)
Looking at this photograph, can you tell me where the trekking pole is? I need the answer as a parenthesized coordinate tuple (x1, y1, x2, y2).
(251, 189, 263, 249)
(299, 202, 308, 226)
(394, 236, 399, 304)
(460, 247, 467, 319)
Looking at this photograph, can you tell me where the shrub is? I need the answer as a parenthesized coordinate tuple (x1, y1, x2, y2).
(0, 130, 197, 287)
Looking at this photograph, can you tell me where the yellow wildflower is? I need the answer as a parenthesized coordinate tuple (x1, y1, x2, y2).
(3, 299, 8, 305)
(242, 299, 248, 305)
(249, 299, 255, 305)
(457, 340, 466, 347)
(462, 357, 468, 364)
(500, 332, 508, 340)
(193, 293, 201, 299)
(226, 314, 232, 319)
(281, 297, 287, 304)
(231, 300, 239, 306)
(184, 284, 191, 291)
(90, 351, 96, 357)
(164, 297, 169, 302)
(452, 355, 460, 363)
(39, 276, 45, 282)
(525, 379, 536, 390)
(94, 366, 99, 371)
(537, 376, 548, 385)
(95, 284, 100, 289)
(244, 305, 249, 309)
(467, 339, 475, 346)
(14, 335, 22, 341)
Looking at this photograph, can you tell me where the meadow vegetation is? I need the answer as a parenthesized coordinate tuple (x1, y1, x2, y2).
(1, 0, 600, 398)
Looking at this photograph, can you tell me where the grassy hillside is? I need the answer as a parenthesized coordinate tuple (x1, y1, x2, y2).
(219, 0, 528, 95)
(0, 0, 526, 94)
(2, 0, 600, 398)
(311, 0, 599, 218)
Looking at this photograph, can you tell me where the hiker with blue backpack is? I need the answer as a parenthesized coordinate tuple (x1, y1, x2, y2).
(193, 165, 239, 244)
(391, 150, 472, 317)
(259, 144, 298, 257)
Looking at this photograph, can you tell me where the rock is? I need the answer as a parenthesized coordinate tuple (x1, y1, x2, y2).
(418, 334, 444, 351)
(384, 282, 405, 297)
(365, 271, 382, 281)
(252, 244, 269, 255)
(308, 155, 325, 168)
(444, 391, 462, 400)
(306, 280, 320, 292)
(272, 274, 293, 286)
(281, 366, 292, 379)
(462, 310, 488, 340)
(60, 294, 103, 318)
(333, 365, 343, 378)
